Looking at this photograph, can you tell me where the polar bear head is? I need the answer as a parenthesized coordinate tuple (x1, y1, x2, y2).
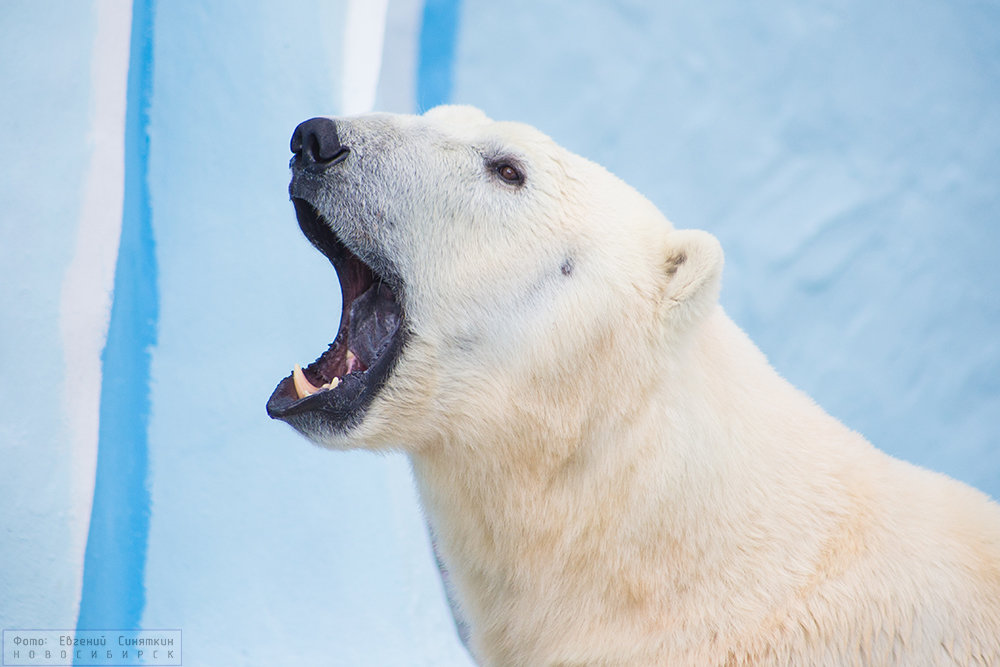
(267, 106, 723, 452)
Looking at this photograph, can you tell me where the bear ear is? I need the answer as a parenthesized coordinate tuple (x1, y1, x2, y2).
(658, 229, 724, 326)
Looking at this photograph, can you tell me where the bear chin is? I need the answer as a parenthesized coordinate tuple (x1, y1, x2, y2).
(265, 198, 406, 437)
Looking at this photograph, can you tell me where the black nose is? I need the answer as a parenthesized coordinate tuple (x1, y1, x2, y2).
(290, 117, 349, 165)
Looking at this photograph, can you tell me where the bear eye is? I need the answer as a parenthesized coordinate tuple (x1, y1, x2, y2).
(494, 162, 524, 185)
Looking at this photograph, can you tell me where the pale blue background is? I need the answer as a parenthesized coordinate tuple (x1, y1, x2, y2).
(1, 1, 997, 665)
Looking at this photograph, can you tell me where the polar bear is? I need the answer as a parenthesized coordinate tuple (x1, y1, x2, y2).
(267, 106, 1000, 665)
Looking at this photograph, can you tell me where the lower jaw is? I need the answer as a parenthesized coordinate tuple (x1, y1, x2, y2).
(266, 326, 407, 434)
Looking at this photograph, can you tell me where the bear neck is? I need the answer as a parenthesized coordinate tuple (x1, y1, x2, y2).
(409, 307, 865, 657)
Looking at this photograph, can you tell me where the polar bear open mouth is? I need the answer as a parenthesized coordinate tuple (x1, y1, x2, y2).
(266, 199, 404, 429)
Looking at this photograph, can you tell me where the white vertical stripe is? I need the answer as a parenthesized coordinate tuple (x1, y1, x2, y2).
(341, 0, 390, 115)
(59, 0, 132, 608)
(374, 0, 423, 113)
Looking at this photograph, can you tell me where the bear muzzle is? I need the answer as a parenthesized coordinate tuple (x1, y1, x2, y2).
(267, 120, 406, 438)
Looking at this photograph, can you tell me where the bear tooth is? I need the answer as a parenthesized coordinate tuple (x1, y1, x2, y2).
(321, 377, 341, 390)
(345, 350, 360, 373)
(292, 363, 321, 398)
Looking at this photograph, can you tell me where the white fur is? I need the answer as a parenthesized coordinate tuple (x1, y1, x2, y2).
(302, 106, 1000, 665)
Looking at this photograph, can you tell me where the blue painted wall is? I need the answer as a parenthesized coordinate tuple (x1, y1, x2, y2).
(77, 0, 155, 634)
(0, 0, 96, 631)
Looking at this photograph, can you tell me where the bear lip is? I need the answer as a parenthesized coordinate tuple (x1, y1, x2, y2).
(266, 198, 405, 431)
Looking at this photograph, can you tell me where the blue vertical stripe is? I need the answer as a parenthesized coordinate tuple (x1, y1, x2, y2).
(76, 0, 157, 634)
(417, 0, 461, 110)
